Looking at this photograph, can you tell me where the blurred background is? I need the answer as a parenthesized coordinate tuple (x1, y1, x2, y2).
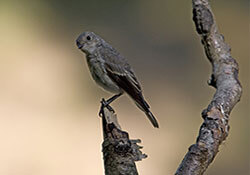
(0, 0, 249, 174)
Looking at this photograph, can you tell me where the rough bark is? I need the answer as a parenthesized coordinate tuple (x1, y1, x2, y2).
(175, 0, 242, 175)
(101, 107, 147, 175)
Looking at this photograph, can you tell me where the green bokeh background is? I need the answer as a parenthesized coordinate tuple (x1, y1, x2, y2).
(0, 0, 249, 174)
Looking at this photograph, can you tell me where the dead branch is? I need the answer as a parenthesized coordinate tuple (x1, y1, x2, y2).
(101, 107, 147, 175)
(175, 1, 242, 175)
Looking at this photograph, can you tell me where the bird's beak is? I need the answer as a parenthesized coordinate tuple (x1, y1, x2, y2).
(76, 41, 83, 49)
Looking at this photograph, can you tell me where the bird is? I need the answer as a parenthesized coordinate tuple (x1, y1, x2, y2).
(76, 31, 159, 128)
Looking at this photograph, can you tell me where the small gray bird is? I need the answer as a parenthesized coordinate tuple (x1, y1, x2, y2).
(76, 31, 159, 128)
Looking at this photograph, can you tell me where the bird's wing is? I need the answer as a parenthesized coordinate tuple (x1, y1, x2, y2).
(105, 61, 141, 93)
(102, 50, 150, 111)
(101, 47, 159, 128)
(100, 46, 142, 91)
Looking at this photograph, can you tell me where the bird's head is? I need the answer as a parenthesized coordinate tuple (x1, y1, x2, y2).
(76, 31, 101, 55)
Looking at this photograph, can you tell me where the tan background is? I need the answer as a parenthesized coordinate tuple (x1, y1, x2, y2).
(0, 0, 249, 174)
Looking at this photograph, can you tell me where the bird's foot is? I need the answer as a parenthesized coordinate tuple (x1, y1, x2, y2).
(99, 98, 115, 117)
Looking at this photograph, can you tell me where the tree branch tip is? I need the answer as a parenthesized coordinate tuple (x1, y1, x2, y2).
(103, 107, 122, 130)
(192, 3, 214, 34)
(101, 105, 147, 174)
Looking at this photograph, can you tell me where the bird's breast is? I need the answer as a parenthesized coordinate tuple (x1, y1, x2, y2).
(87, 58, 121, 94)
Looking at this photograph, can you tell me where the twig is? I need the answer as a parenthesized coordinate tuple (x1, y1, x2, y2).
(101, 107, 147, 175)
(175, 0, 242, 174)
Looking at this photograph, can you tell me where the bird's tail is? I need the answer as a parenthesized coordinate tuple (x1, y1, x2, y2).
(134, 95, 159, 128)
(145, 110, 159, 128)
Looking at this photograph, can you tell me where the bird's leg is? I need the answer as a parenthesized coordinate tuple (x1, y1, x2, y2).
(106, 92, 123, 105)
(99, 93, 123, 117)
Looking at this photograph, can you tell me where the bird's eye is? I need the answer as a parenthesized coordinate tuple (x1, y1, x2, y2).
(86, 35, 91, 41)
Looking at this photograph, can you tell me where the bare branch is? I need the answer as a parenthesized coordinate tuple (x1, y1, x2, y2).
(175, 0, 242, 174)
(101, 107, 147, 175)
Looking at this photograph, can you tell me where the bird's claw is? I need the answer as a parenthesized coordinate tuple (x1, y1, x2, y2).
(99, 98, 115, 117)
